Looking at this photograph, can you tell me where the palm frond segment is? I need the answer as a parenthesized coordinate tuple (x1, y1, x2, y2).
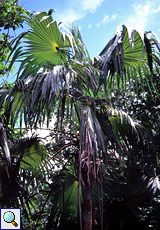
(108, 108, 152, 148)
(26, 12, 70, 61)
(16, 137, 49, 170)
(17, 11, 84, 79)
(98, 25, 153, 92)
(59, 170, 80, 219)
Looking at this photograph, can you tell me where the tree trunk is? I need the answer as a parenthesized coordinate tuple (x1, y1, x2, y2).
(83, 186, 92, 230)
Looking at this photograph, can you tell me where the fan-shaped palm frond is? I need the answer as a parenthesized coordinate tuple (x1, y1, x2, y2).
(108, 108, 152, 149)
(25, 12, 72, 63)
(10, 136, 50, 170)
(98, 25, 153, 93)
(59, 170, 81, 219)
(15, 11, 88, 79)
(0, 134, 47, 208)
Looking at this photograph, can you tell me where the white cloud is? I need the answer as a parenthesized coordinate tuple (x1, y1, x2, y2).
(81, 0, 105, 13)
(127, 3, 151, 32)
(102, 12, 118, 25)
(154, 6, 160, 13)
(111, 13, 118, 21)
(103, 15, 110, 23)
(133, 3, 150, 14)
(133, 3, 150, 15)
(55, 9, 84, 24)
(133, 4, 141, 13)
(143, 4, 150, 13)
(96, 23, 101, 27)
(96, 12, 119, 28)
(55, 0, 105, 24)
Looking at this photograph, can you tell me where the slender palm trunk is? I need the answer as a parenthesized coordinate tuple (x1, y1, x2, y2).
(83, 186, 92, 230)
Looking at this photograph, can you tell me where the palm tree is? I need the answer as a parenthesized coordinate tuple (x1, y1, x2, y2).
(0, 10, 158, 230)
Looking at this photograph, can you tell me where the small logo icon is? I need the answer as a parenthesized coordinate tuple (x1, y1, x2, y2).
(0, 208, 21, 229)
(3, 211, 18, 227)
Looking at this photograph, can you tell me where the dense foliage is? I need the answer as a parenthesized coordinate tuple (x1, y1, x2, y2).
(0, 3, 160, 230)
(0, 0, 26, 75)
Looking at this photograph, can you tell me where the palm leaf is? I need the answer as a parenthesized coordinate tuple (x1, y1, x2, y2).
(99, 25, 153, 92)
(59, 170, 81, 219)
(16, 11, 85, 78)
(10, 136, 50, 170)
(108, 108, 152, 149)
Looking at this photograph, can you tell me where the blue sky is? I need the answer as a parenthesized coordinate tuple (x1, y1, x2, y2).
(17, 0, 160, 58)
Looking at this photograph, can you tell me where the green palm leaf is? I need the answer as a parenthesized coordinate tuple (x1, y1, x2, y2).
(25, 12, 69, 63)
(108, 108, 151, 149)
(16, 11, 85, 78)
(7, 135, 50, 171)
(59, 170, 81, 219)
(15, 137, 49, 170)
(99, 25, 153, 92)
